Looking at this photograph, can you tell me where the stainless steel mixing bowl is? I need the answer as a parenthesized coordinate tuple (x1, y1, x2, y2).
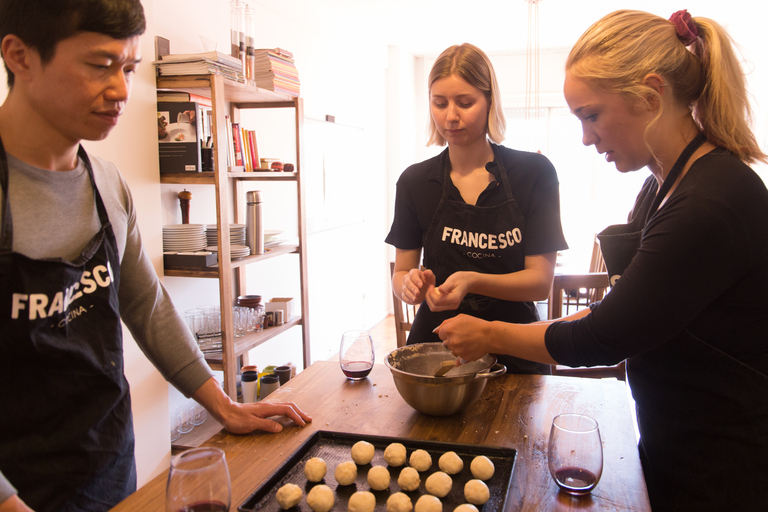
(385, 343, 507, 416)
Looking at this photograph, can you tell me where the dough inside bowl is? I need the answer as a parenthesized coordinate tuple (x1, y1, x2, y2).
(387, 343, 494, 378)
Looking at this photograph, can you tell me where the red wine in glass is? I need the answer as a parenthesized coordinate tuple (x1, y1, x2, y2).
(177, 500, 229, 512)
(554, 466, 598, 495)
(341, 361, 373, 379)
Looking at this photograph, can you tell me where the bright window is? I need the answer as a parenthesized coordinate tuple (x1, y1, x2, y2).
(504, 107, 649, 271)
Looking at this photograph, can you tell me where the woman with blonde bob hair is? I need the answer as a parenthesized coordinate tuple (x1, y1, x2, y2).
(426, 43, 506, 146)
(387, 43, 567, 374)
(435, 10, 768, 511)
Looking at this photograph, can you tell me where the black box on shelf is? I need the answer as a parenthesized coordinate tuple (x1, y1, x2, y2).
(157, 101, 209, 173)
(163, 252, 218, 268)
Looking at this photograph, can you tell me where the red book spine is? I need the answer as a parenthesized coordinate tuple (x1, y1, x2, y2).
(231, 122, 243, 167)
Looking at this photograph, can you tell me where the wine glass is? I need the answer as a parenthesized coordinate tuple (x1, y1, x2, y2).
(339, 330, 375, 380)
(548, 413, 603, 495)
(166, 447, 231, 512)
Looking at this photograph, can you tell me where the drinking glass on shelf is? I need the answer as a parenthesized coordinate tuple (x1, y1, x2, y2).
(177, 405, 194, 435)
(166, 447, 231, 512)
(548, 413, 603, 495)
(339, 330, 375, 380)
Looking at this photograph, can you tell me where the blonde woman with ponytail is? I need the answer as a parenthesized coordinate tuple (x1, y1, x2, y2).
(435, 10, 768, 511)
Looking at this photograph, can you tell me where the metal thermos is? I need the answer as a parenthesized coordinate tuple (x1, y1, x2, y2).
(245, 190, 263, 255)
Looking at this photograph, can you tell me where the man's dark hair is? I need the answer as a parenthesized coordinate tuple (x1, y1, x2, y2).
(0, 0, 146, 87)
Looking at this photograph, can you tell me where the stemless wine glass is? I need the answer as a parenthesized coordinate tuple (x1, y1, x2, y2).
(339, 329, 375, 380)
(166, 447, 231, 512)
(548, 413, 603, 495)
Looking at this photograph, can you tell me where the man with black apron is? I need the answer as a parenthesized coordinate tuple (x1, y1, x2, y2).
(0, 2, 311, 510)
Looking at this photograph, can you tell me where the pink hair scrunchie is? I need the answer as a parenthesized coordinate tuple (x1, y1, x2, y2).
(669, 9, 699, 46)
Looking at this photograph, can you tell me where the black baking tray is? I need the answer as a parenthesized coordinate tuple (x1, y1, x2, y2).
(238, 430, 517, 512)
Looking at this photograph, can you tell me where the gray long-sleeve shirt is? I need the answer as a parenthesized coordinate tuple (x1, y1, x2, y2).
(0, 151, 213, 503)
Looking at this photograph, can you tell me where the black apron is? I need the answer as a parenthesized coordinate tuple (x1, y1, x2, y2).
(407, 145, 550, 374)
(0, 140, 136, 512)
(596, 133, 768, 510)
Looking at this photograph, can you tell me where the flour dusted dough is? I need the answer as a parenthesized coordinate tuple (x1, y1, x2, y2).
(307, 484, 335, 512)
(352, 440, 376, 465)
(397, 466, 421, 492)
(384, 442, 407, 467)
(438, 451, 464, 475)
(464, 479, 490, 505)
(348, 491, 376, 512)
(469, 455, 494, 481)
(453, 505, 478, 512)
(425, 471, 452, 498)
(409, 449, 432, 472)
(414, 494, 442, 512)
(275, 483, 303, 510)
(367, 465, 391, 491)
(304, 457, 328, 482)
(387, 492, 413, 512)
(335, 460, 358, 486)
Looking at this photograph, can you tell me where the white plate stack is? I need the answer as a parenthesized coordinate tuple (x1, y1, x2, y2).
(162, 224, 207, 252)
(205, 224, 250, 259)
(205, 224, 246, 247)
(264, 229, 285, 249)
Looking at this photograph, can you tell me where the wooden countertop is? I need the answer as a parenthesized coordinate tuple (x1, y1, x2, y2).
(112, 361, 650, 511)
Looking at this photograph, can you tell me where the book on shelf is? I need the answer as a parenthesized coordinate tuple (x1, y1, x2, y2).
(157, 101, 211, 173)
(157, 50, 242, 69)
(154, 59, 246, 83)
(156, 89, 212, 106)
(251, 48, 300, 96)
(228, 123, 262, 172)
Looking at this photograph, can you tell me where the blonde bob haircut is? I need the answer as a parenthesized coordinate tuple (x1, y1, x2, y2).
(566, 9, 766, 164)
(427, 43, 506, 146)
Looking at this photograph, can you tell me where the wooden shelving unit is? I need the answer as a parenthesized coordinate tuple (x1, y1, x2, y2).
(158, 74, 310, 399)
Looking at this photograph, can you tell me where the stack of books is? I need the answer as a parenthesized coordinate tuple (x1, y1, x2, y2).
(252, 48, 300, 96)
(153, 51, 245, 84)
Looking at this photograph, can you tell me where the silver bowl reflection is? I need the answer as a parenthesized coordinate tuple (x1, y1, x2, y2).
(385, 343, 506, 416)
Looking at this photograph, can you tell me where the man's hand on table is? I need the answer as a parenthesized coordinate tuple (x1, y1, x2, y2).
(0, 496, 34, 512)
(192, 377, 312, 434)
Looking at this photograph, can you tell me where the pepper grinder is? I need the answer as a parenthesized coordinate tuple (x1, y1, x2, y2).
(245, 190, 264, 255)
(178, 189, 192, 224)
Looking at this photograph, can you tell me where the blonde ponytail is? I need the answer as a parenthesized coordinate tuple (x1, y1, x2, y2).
(566, 10, 766, 165)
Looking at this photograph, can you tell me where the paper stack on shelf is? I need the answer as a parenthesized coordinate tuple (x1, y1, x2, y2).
(153, 50, 245, 83)
(252, 48, 300, 96)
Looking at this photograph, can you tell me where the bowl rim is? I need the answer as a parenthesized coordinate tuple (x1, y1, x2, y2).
(385, 342, 496, 382)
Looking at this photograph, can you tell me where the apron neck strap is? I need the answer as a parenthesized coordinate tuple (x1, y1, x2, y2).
(440, 143, 513, 200)
(649, 132, 707, 216)
(0, 141, 105, 251)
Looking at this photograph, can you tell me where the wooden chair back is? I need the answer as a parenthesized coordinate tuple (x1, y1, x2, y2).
(548, 238, 626, 381)
(390, 262, 418, 348)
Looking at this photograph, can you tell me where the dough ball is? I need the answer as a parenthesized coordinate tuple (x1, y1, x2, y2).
(304, 457, 328, 482)
(438, 451, 464, 475)
(352, 440, 376, 465)
(384, 442, 407, 467)
(348, 491, 376, 512)
(275, 483, 303, 510)
(464, 479, 490, 505)
(397, 466, 421, 492)
(335, 460, 358, 486)
(307, 484, 335, 512)
(453, 505, 478, 512)
(409, 449, 432, 472)
(367, 465, 391, 491)
(387, 492, 413, 512)
(414, 494, 442, 512)
(470, 456, 494, 481)
(425, 471, 452, 498)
